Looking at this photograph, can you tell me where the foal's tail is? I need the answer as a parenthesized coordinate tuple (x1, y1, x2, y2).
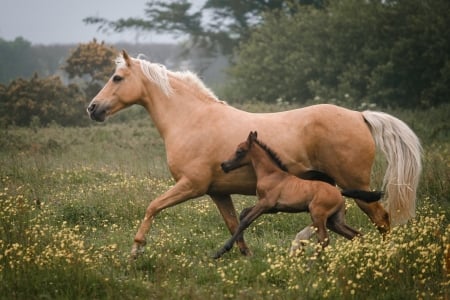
(362, 111, 422, 226)
(341, 190, 383, 203)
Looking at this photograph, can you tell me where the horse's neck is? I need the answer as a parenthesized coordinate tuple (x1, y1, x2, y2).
(142, 76, 214, 138)
(250, 144, 283, 179)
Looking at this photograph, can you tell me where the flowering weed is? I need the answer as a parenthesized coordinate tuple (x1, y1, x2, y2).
(0, 120, 448, 299)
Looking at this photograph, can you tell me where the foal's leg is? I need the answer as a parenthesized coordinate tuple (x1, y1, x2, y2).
(309, 213, 329, 248)
(213, 204, 266, 259)
(210, 194, 252, 256)
(326, 208, 362, 240)
(131, 177, 204, 259)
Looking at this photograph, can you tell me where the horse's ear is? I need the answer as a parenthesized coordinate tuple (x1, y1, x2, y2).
(122, 50, 132, 67)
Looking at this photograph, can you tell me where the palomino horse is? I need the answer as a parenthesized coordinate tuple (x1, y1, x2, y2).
(87, 51, 422, 258)
(214, 131, 383, 258)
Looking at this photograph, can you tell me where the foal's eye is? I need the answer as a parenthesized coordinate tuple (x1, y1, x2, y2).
(112, 75, 123, 83)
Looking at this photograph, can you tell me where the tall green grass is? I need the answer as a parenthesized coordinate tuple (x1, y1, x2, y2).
(0, 103, 449, 299)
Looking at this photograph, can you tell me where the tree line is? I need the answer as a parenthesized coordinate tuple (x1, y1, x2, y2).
(1, 0, 448, 127)
(227, 0, 450, 108)
(0, 40, 182, 127)
(0, 40, 118, 127)
(87, 0, 449, 109)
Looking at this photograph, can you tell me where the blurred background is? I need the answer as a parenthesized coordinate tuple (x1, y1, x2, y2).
(0, 0, 449, 127)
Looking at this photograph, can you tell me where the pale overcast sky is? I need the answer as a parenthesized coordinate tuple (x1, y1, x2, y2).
(0, 0, 203, 45)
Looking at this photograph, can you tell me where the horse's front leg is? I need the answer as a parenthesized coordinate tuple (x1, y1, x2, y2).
(210, 195, 252, 256)
(131, 177, 204, 259)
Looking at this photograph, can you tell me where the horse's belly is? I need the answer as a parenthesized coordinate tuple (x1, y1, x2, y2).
(207, 169, 257, 195)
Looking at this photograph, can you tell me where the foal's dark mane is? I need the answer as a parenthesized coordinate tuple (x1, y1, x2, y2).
(253, 139, 288, 172)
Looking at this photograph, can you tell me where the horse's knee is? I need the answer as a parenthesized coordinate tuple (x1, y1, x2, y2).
(377, 210, 390, 234)
(369, 203, 390, 233)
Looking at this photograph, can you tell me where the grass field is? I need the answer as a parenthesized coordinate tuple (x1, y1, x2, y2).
(1, 103, 449, 299)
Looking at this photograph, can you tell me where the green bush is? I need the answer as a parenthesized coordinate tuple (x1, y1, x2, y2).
(228, 0, 450, 109)
(0, 74, 86, 127)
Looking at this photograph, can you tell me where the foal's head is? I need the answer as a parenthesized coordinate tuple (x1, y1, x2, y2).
(221, 131, 288, 173)
(221, 131, 257, 173)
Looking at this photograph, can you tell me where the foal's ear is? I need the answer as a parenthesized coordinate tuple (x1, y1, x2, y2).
(248, 131, 258, 142)
(122, 50, 132, 67)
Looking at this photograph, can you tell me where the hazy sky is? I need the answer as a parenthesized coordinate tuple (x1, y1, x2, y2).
(0, 0, 202, 45)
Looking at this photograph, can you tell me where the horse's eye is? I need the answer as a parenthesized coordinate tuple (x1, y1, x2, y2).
(112, 75, 123, 83)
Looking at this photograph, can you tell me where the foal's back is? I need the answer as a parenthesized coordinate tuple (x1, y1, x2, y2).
(263, 171, 344, 214)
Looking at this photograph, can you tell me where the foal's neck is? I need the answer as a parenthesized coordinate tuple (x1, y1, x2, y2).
(250, 143, 285, 179)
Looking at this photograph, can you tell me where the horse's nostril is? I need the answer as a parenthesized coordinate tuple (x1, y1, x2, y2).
(87, 103, 96, 112)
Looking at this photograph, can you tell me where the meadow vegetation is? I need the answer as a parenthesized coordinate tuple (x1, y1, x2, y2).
(0, 103, 449, 299)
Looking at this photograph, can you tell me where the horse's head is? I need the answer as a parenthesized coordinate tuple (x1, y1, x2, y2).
(87, 50, 146, 122)
(221, 131, 258, 173)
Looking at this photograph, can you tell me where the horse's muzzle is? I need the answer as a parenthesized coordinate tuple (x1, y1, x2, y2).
(87, 101, 107, 122)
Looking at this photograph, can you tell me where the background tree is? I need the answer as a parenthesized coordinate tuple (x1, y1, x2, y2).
(84, 0, 322, 56)
(0, 37, 41, 84)
(227, 0, 450, 109)
(63, 39, 118, 99)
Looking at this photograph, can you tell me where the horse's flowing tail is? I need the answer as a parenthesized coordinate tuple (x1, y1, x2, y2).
(362, 111, 422, 226)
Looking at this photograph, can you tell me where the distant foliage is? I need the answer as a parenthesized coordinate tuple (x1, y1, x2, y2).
(0, 40, 121, 127)
(228, 0, 450, 109)
(0, 37, 41, 84)
(63, 39, 118, 99)
(84, 0, 325, 56)
(0, 74, 85, 126)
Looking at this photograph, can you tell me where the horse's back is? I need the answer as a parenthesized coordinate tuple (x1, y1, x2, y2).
(206, 104, 375, 195)
(252, 104, 375, 189)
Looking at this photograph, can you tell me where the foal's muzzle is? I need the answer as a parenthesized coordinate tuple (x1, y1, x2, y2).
(221, 161, 242, 173)
(221, 162, 232, 173)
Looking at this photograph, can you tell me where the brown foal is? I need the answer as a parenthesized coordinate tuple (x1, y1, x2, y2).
(214, 131, 382, 258)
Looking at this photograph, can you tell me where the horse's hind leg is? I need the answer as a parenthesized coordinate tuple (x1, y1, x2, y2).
(354, 199, 390, 234)
(211, 194, 252, 256)
(290, 225, 316, 255)
(338, 175, 389, 233)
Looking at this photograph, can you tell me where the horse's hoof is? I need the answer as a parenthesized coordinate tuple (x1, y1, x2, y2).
(289, 239, 309, 256)
(130, 244, 145, 260)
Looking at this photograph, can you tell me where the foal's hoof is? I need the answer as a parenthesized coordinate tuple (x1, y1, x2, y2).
(212, 250, 224, 260)
(240, 247, 253, 257)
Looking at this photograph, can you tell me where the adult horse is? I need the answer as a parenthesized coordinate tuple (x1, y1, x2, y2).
(87, 51, 422, 258)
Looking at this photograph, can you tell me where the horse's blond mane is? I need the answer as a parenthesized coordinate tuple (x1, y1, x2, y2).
(116, 54, 225, 104)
